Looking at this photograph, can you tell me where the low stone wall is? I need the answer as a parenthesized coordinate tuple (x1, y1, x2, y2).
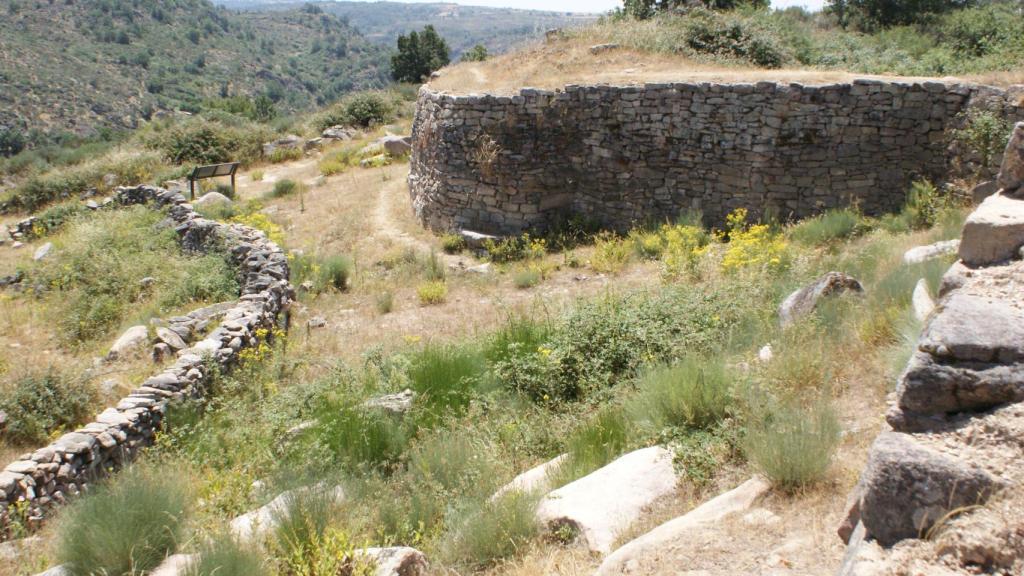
(409, 81, 1024, 234)
(837, 127, 1024, 574)
(0, 185, 294, 535)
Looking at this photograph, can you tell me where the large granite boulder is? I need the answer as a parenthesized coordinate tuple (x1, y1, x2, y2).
(959, 193, 1024, 266)
(995, 121, 1024, 194)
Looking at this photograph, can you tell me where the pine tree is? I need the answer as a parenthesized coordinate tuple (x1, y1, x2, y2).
(391, 25, 450, 83)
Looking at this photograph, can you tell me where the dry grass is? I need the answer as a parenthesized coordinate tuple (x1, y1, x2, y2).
(428, 34, 972, 96)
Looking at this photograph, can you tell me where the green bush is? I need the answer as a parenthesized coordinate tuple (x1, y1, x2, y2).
(626, 357, 734, 431)
(513, 266, 541, 289)
(316, 91, 396, 130)
(789, 208, 868, 246)
(683, 8, 788, 68)
(552, 407, 633, 486)
(317, 254, 353, 292)
(269, 178, 300, 198)
(744, 399, 840, 491)
(440, 491, 538, 568)
(272, 485, 339, 561)
(147, 118, 269, 165)
(417, 281, 447, 305)
(0, 370, 95, 444)
(406, 344, 487, 414)
(268, 147, 303, 164)
(58, 466, 188, 576)
(186, 534, 268, 576)
(950, 108, 1014, 175)
(440, 233, 466, 254)
(313, 403, 409, 469)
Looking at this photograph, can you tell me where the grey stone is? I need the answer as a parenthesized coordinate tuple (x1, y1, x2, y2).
(32, 242, 52, 261)
(107, 325, 150, 361)
(959, 193, 1024, 266)
(779, 272, 863, 327)
(971, 180, 999, 204)
(262, 134, 304, 157)
(856, 432, 1003, 547)
(363, 389, 416, 415)
(353, 546, 428, 576)
(193, 192, 232, 208)
(911, 279, 935, 322)
(322, 126, 358, 140)
(589, 43, 620, 54)
(902, 239, 959, 265)
(307, 316, 327, 329)
(380, 135, 412, 157)
(996, 122, 1024, 194)
(156, 327, 187, 350)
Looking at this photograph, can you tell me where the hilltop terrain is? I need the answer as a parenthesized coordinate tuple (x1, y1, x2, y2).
(217, 1, 597, 57)
(0, 0, 389, 136)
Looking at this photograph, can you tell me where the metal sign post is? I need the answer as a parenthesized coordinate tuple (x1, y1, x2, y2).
(188, 162, 240, 200)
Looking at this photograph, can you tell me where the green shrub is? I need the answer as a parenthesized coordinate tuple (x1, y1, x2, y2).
(58, 466, 188, 576)
(317, 255, 353, 292)
(671, 423, 737, 487)
(147, 119, 268, 165)
(406, 344, 487, 414)
(270, 179, 300, 198)
(440, 491, 538, 568)
(485, 316, 552, 366)
(186, 534, 268, 576)
(683, 8, 788, 68)
(589, 233, 632, 274)
(29, 202, 86, 238)
(272, 485, 339, 561)
(423, 250, 446, 281)
(483, 234, 546, 263)
(268, 147, 303, 164)
(316, 91, 396, 130)
(950, 108, 1014, 175)
(902, 179, 949, 231)
(440, 233, 466, 254)
(313, 404, 409, 469)
(789, 208, 868, 246)
(417, 281, 447, 305)
(512, 266, 541, 289)
(375, 290, 394, 314)
(552, 407, 633, 486)
(627, 357, 733, 431)
(744, 399, 840, 491)
(0, 370, 95, 444)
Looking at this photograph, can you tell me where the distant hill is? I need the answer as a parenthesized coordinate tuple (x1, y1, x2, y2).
(0, 0, 390, 137)
(215, 1, 598, 57)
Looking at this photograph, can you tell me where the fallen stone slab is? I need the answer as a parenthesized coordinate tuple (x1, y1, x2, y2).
(911, 279, 935, 322)
(106, 325, 150, 361)
(902, 239, 959, 265)
(490, 454, 567, 502)
(363, 389, 416, 415)
(33, 242, 52, 262)
(959, 193, 1024, 266)
(779, 271, 863, 327)
(156, 327, 187, 351)
(593, 476, 770, 575)
(230, 484, 345, 543)
(353, 546, 428, 576)
(150, 553, 196, 576)
(535, 446, 677, 555)
(458, 230, 500, 250)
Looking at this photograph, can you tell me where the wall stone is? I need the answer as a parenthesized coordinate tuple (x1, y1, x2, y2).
(409, 81, 1024, 234)
(0, 185, 294, 536)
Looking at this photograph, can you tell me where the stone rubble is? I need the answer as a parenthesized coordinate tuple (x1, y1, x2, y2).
(838, 124, 1024, 574)
(0, 184, 294, 534)
(778, 271, 863, 327)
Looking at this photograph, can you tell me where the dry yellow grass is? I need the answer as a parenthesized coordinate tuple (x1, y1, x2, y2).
(428, 33, 981, 96)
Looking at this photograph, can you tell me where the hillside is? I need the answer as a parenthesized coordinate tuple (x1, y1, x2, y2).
(0, 0, 390, 137)
(217, 0, 598, 57)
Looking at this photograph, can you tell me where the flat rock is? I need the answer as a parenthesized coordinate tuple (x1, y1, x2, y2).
(322, 126, 358, 140)
(380, 135, 412, 156)
(458, 229, 499, 249)
(156, 327, 187, 350)
(959, 193, 1024, 266)
(589, 43, 620, 54)
(150, 553, 196, 576)
(33, 566, 70, 576)
(353, 546, 428, 576)
(490, 454, 567, 502)
(535, 446, 677, 555)
(230, 484, 345, 543)
(911, 279, 935, 322)
(33, 242, 52, 261)
(593, 476, 770, 575)
(971, 180, 998, 204)
(106, 325, 149, 361)
(779, 271, 863, 327)
(855, 432, 1003, 547)
(363, 389, 415, 415)
(902, 239, 959, 265)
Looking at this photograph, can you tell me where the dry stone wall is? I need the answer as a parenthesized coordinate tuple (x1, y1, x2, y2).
(410, 81, 1024, 234)
(0, 185, 294, 535)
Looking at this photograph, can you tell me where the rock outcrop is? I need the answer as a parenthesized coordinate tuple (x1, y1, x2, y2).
(838, 124, 1024, 573)
(779, 271, 863, 327)
(535, 446, 677, 554)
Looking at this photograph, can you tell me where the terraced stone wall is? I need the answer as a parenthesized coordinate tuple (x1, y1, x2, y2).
(0, 186, 294, 534)
(409, 81, 1024, 234)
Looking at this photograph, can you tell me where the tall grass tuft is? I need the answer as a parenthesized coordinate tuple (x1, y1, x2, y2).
(269, 179, 300, 198)
(406, 344, 487, 414)
(551, 406, 633, 487)
(317, 255, 353, 292)
(440, 491, 539, 568)
(185, 533, 268, 576)
(57, 466, 188, 576)
(744, 399, 840, 491)
(789, 208, 865, 246)
(272, 485, 338, 561)
(485, 315, 551, 365)
(627, 357, 733, 431)
(314, 403, 409, 469)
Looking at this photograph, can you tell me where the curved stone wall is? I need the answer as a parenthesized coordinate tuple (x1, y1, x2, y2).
(0, 185, 294, 535)
(409, 80, 1024, 234)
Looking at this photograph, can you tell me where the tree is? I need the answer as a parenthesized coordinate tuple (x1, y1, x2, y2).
(0, 126, 25, 158)
(391, 25, 450, 83)
(622, 0, 768, 19)
(462, 44, 489, 62)
(827, 0, 973, 29)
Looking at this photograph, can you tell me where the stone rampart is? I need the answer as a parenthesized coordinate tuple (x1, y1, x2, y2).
(0, 185, 294, 535)
(409, 80, 1024, 234)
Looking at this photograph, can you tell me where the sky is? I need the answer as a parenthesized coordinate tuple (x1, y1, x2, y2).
(343, 0, 826, 13)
